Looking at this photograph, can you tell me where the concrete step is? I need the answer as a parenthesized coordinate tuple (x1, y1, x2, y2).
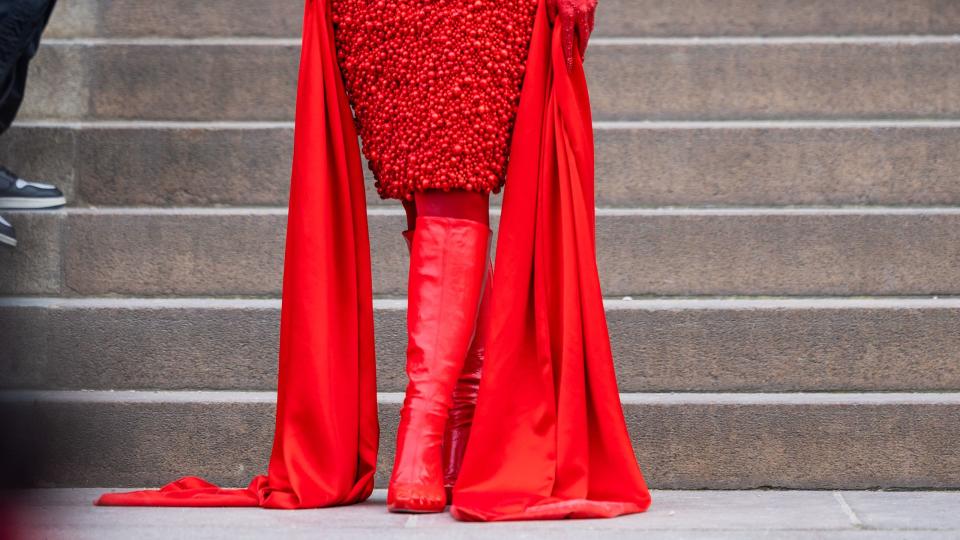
(20, 38, 960, 122)
(4, 297, 958, 393)
(15, 491, 960, 540)
(8, 121, 960, 208)
(598, 0, 960, 38)
(44, 0, 960, 39)
(2, 390, 957, 489)
(3, 207, 960, 297)
(13, 489, 960, 540)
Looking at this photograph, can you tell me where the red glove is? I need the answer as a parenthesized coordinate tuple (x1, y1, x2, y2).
(547, 0, 598, 70)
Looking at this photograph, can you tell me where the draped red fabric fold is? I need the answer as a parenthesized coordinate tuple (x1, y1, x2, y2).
(448, 1, 651, 521)
(96, 0, 378, 509)
(95, 0, 651, 520)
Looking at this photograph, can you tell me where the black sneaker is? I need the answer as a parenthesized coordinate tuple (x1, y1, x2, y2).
(0, 166, 66, 209)
(0, 214, 16, 247)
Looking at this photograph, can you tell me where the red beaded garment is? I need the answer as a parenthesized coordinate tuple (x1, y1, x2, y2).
(331, 0, 537, 200)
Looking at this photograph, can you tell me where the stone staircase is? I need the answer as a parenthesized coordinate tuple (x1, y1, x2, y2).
(2, 0, 959, 490)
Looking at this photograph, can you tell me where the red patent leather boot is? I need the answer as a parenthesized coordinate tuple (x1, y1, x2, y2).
(402, 229, 492, 502)
(442, 253, 491, 499)
(387, 216, 488, 513)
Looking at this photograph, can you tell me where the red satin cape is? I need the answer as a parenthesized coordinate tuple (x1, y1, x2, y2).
(449, 1, 651, 521)
(96, 0, 378, 509)
(95, 0, 651, 520)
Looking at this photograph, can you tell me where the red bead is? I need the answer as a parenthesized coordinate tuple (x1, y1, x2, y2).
(331, 0, 537, 200)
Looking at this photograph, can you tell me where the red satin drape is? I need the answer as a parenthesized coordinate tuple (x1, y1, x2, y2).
(448, 1, 651, 521)
(96, 0, 378, 508)
(96, 0, 651, 521)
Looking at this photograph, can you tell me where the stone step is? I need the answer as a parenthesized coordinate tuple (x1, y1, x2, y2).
(2, 390, 957, 489)
(4, 297, 958, 393)
(3, 207, 960, 297)
(14, 488, 960, 539)
(0, 207, 960, 296)
(8, 120, 960, 208)
(44, 0, 960, 39)
(20, 38, 960, 122)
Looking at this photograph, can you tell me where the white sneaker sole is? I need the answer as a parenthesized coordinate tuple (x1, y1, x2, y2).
(0, 196, 66, 209)
(0, 233, 16, 247)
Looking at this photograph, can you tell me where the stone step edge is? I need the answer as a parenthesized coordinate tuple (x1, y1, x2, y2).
(40, 35, 960, 47)
(8, 206, 960, 217)
(3, 296, 960, 310)
(16, 119, 960, 129)
(3, 390, 960, 405)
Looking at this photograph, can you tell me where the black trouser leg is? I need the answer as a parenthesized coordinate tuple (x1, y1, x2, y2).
(0, 0, 58, 135)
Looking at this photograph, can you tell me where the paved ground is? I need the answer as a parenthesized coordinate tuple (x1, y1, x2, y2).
(6, 488, 958, 539)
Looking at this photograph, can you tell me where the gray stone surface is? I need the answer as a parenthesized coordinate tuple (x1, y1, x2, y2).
(76, 126, 296, 207)
(595, 124, 960, 207)
(61, 209, 291, 296)
(607, 298, 960, 391)
(1, 391, 958, 489)
(0, 211, 64, 295)
(16, 45, 89, 120)
(0, 299, 283, 391)
(621, 393, 960, 489)
(43, 0, 960, 38)
(45, 0, 302, 39)
(596, 0, 960, 37)
(21, 41, 960, 121)
(3, 298, 960, 393)
(840, 491, 960, 530)
(55, 209, 409, 296)
(11, 526, 958, 540)
(38, 0, 98, 38)
(595, 210, 960, 296)
(6, 209, 960, 296)
(0, 126, 77, 204)
(8, 123, 960, 207)
(0, 124, 386, 207)
(586, 41, 960, 121)
(88, 45, 299, 121)
(22, 44, 298, 121)
(20, 489, 959, 539)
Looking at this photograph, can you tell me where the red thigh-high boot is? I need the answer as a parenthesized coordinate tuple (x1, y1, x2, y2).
(400, 196, 492, 501)
(387, 208, 489, 513)
(442, 252, 490, 497)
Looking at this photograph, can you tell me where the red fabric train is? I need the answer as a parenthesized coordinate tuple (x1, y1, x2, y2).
(95, 0, 651, 521)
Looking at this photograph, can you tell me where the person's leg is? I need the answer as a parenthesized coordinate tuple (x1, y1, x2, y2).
(418, 193, 493, 496)
(388, 190, 490, 513)
(0, 56, 28, 135)
(414, 190, 489, 227)
(0, 0, 58, 134)
(399, 191, 492, 499)
(0, 0, 64, 212)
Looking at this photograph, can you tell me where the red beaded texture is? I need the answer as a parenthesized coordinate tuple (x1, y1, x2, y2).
(331, 0, 538, 200)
